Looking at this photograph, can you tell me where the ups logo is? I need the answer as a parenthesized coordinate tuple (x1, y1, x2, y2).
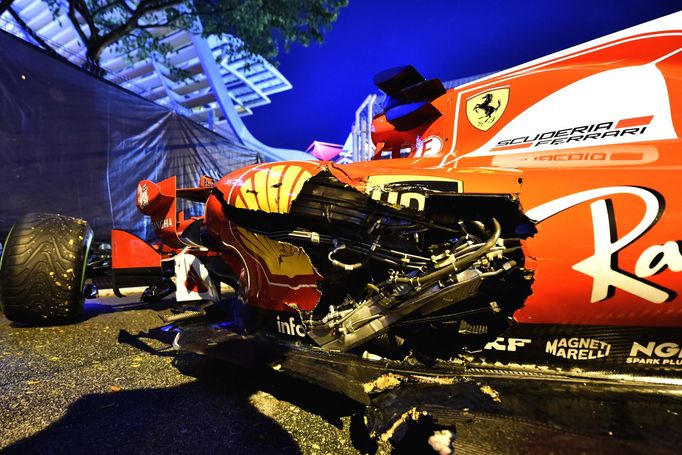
(365, 175, 462, 211)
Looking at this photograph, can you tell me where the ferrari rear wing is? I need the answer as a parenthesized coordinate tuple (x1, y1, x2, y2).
(135, 175, 215, 248)
(111, 175, 217, 296)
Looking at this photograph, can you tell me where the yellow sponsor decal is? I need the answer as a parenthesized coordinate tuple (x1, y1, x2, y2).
(237, 227, 315, 278)
(365, 175, 462, 211)
(466, 87, 509, 131)
(236, 165, 312, 213)
(254, 167, 270, 212)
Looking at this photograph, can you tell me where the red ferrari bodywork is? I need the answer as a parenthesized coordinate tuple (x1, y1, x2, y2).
(113, 13, 682, 374)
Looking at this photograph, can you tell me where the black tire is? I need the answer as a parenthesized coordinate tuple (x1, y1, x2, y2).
(0, 212, 93, 324)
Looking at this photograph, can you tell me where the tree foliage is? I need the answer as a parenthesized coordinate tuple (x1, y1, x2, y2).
(1, 0, 347, 69)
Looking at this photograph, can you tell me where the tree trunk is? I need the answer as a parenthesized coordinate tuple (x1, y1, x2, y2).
(83, 45, 106, 77)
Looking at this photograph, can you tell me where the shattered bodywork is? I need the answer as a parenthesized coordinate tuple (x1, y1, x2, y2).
(106, 12, 682, 452)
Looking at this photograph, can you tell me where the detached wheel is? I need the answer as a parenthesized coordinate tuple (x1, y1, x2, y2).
(0, 213, 93, 324)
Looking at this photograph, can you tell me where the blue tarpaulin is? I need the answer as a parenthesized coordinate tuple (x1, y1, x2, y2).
(0, 30, 259, 239)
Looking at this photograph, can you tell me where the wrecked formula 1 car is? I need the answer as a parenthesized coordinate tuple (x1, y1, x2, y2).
(3, 12, 682, 453)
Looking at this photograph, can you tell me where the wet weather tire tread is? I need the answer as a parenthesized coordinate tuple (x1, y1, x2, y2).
(0, 213, 92, 324)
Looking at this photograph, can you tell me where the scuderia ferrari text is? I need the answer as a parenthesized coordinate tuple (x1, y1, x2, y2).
(495, 119, 650, 148)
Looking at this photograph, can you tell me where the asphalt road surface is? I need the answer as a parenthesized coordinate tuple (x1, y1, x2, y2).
(1, 292, 680, 454)
(0, 292, 379, 455)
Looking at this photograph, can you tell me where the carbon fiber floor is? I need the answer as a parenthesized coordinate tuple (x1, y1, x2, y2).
(1, 292, 679, 454)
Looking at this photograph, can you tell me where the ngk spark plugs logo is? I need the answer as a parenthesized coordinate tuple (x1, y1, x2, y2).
(627, 341, 682, 365)
(545, 337, 611, 360)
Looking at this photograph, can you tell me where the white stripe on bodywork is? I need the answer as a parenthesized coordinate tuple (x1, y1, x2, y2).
(465, 62, 676, 157)
(437, 28, 682, 167)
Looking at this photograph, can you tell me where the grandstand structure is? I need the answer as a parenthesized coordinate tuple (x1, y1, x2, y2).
(0, 0, 308, 160)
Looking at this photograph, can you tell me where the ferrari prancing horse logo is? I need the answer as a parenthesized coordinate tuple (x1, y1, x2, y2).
(466, 87, 509, 131)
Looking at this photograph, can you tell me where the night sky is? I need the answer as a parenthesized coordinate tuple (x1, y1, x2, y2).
(242, 0, 680, 152)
